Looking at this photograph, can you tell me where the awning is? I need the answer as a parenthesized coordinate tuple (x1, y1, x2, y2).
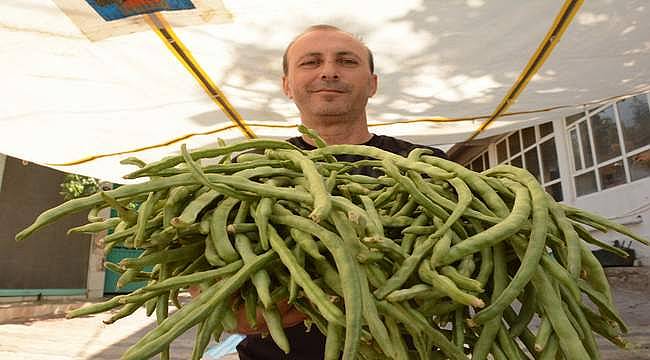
(0, 0, 648, 183)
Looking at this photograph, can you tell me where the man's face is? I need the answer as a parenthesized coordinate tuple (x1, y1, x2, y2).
(282, 30, 377, 119)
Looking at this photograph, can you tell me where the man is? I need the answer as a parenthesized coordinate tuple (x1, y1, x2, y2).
(235, 24, 447, 359)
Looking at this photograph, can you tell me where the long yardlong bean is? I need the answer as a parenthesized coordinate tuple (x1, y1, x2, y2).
(330, 210, 395, 358)
(561, 204, 649, 245)
(270, 149, 332, 223)
(126, 139, 301, 178)
(123, 250, 277, 360)
(270, 213, 362, 360)
(311, 145, 454, 180)
(17, 137, 647, 360)
(267, 224, 345, 326)
(471, 170, 548, 325)
(439, 181, 531, 266)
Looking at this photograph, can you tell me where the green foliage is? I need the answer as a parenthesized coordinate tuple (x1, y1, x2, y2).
(60, 174, 99, 200)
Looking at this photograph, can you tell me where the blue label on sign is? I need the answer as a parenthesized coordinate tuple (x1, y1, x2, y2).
(85, 0, 196, 21)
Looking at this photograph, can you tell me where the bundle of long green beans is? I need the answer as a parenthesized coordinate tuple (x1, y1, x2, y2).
(16, 129, 648, 360)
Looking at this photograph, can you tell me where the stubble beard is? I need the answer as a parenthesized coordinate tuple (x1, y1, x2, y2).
(304, 91, 369, 120)
(312, 99, 352, 117)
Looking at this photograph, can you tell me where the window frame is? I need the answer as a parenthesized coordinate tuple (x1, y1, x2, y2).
(466, 150, 490, 173)
(494, 122, 563, 200)
(565, 92, 650, 197)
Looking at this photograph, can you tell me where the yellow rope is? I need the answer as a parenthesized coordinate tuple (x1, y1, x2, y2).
(465, 0, 584, 142)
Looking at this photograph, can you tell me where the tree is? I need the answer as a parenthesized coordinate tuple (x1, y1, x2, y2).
(60, 174, 100, 200)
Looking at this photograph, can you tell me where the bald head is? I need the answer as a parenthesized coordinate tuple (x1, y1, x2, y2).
(282, 25, 374, 75)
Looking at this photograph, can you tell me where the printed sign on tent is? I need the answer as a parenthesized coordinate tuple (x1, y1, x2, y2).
(53, 0, 232, 41)
(85, 0, 197, 21)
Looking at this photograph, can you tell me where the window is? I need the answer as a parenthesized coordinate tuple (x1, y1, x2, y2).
(565, 111, 585, 127)
(495, 122, 563, 201)
(618, 95, 650, 152)
(524, 148, 540, 181)
(540, 139, 560, 182)
(569, 129, 581, 170)
(539, 122, 554, 137)
(508, 133, 521, 158)
(522, 127, 536, 148)
(566, 93, 650, 197)
(590, 106, 620, 163)
(496, 141, 507, 163)
(598, 160, 626, 189)
(545, 182, 563, 202)
(575, 171, 597, 196)
(629, 149, 650, 181)
(466, 151, 490, 172)
(579, 122, 594, 168)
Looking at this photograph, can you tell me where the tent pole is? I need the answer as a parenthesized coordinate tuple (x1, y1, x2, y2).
(144, 12, 256, 139)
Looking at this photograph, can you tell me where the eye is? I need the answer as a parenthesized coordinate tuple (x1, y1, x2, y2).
(339, 58, 359, 66)
(299, 59, 320, 67)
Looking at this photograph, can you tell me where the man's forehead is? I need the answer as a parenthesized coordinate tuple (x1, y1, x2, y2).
(289, 30, 366, 58)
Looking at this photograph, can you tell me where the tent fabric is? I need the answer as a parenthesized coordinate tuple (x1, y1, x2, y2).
(51, 0, 232, 41)
(0, 0, 648, 183)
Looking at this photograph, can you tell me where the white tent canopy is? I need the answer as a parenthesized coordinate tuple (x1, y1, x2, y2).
(1, 0, 648, 183)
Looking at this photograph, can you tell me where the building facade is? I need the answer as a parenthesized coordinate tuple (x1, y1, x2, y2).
(450, 92, 650, 265)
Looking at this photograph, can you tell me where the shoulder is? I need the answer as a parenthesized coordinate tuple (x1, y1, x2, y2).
(368, 134, 448, 159)
(286, 136, 316, 150)
(286, 136, 305, 148)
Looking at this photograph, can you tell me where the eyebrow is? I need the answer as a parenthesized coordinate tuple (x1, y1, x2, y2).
(297, 51, 362, 61)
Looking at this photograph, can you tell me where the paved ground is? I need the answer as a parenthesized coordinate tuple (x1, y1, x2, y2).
(0, 271, 649, 359)
(0, 305, 199, 360)
(597, 286, 650, 360)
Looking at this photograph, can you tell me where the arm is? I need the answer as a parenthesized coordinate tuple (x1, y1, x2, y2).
(188, 285, 306, 334)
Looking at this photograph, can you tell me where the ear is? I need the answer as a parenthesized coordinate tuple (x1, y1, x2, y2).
(368, 74, 378, 97)
(282, 75, 293, 99)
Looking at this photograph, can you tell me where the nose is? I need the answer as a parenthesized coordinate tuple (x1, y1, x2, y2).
(319, 60, 340, 80)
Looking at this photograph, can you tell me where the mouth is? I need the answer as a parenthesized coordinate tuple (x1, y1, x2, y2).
(312, 89, 345, 94)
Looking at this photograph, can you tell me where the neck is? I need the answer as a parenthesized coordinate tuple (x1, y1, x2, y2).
(300, 114, 372, 146)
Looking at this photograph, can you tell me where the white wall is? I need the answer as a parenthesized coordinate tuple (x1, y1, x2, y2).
(571, 177, 650, 265)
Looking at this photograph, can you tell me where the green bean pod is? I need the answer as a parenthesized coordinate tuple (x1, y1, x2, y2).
(171, 190, 220, 228)
(312, 145, 454, 180)
(267, 224, 345, 326)
(532, 269, 591, 360)
(209, 197, 241, 263)
(534, 316, 552, 352)
(262, 305, 290, 354)
(418, 261, 485, 308)
(270, 149, 332, 223)
(67, 217, 121, 234)
(324, 322, 344, 360)
(471, 242, 506, 360)
(373, 231, 439, 299)
(439, 265, 484, 293)
(440, 180, 531, 267)
(189, 294, 229, 359)
(126, 139, 301, 178)
(122, 250, 277, 360)
(270, 213, 362, 360)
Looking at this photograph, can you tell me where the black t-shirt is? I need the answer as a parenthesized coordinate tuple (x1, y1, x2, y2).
(287, 134, 448, 178)
(236, 134, 447, 360)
